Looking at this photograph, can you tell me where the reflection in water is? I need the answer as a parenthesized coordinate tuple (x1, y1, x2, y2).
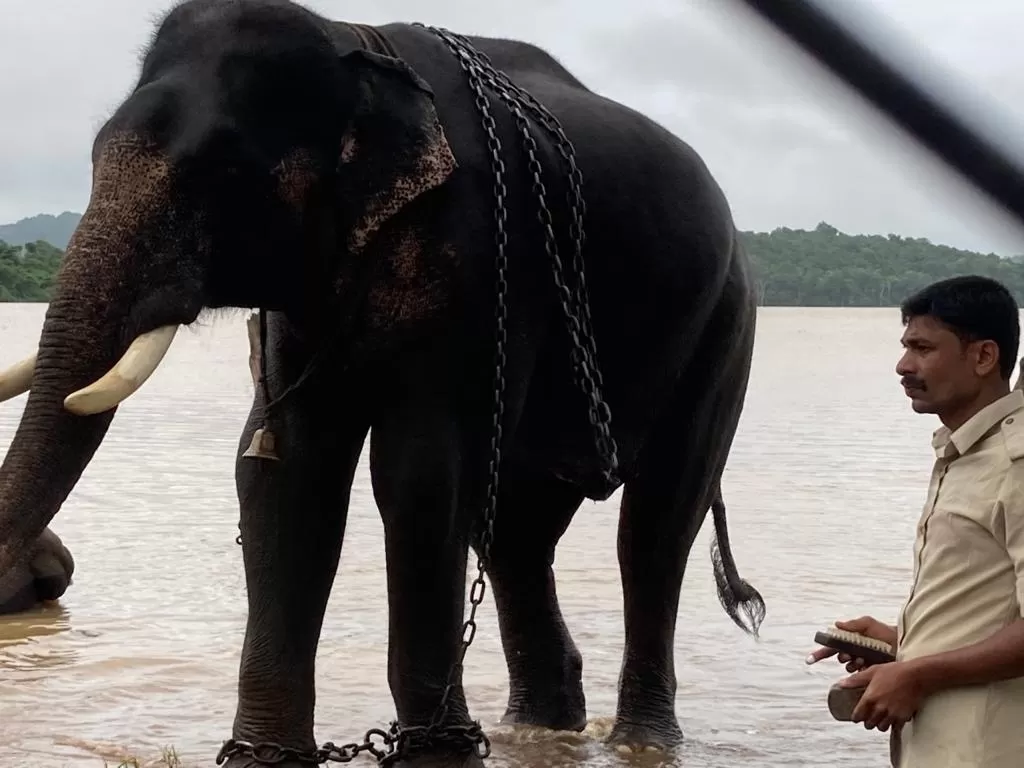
(485, 721, 709, 768)
(0, 305, 946, 767)
(0, 602, 71, 646)
(0, 603, 79, 671)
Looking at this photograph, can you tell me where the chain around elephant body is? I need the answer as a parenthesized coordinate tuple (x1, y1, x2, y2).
(217, 26, 616, 766)
(430, 26, 619, 482)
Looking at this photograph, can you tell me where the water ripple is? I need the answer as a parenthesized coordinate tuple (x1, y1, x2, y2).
(0, 305, 929, 767)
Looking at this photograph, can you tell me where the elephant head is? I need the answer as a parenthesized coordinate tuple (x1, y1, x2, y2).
(0, 1, 456, 576)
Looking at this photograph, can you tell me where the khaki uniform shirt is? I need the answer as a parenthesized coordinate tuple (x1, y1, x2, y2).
(894, 389, 1024, 767)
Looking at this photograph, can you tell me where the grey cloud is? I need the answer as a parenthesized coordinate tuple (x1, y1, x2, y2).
(1, 0, 1023, 255)
(576, 0, 1024, 253)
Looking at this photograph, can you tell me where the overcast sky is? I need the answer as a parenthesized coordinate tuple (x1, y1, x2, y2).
(2, 0, 1023, 254)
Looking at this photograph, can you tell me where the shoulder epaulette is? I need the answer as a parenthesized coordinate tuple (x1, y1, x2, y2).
(1000, 414, 1024, 461)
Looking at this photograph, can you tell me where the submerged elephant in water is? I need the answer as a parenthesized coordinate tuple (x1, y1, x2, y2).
(0, 1, 765, 765)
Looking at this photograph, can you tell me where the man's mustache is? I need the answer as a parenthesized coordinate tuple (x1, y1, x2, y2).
(901, 377, 926, 390)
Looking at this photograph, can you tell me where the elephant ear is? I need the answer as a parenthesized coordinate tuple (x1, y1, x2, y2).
(337, 48, 457, 256)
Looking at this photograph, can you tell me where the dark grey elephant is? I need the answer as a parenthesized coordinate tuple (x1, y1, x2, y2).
(0, 1, 765, 766)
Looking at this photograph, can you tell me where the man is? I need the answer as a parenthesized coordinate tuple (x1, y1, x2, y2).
(807, 275, 1024, 767)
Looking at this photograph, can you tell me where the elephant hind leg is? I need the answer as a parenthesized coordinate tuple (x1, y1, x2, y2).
(481, 462, 586, 732)
(611, 285, 756, 750)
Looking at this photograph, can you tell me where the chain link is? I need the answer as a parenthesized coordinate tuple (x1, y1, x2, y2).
(219, 25, 614, 766)
(423, 23, 510, 742)
(216, 727, 393, 765)
(425, 26, 619, 486)
(215, 723, 491, 766)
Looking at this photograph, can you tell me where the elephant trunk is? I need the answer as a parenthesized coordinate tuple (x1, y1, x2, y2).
(0, 292, 121, 575)
(0, 143, 190, 575)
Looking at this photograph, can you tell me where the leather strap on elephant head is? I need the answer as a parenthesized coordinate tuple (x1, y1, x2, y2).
(343, 22, 400, 59)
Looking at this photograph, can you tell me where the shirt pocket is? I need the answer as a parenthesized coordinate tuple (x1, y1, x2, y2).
(927, 494, 998, 573)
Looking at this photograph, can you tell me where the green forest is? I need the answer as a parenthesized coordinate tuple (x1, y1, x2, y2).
(2, 219, 1024, 306)
(739, 222, 1024, 306)
(0, 240, 64, 302)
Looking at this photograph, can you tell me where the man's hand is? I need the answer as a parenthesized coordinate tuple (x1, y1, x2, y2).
(806, 615, 898, 671)
(841, 661, 928, 732)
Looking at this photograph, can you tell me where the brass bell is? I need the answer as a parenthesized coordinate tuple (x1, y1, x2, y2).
(242, 427, 280, 461)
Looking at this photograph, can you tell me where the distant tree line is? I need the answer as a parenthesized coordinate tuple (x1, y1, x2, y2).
(740, 222, 1024, 306)
(0, 240, 63, 301)
(3, 221, 1024, 305)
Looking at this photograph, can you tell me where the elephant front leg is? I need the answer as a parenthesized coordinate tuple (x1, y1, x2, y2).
(221, 404, 367, 768)
(370, 419, 486, 768)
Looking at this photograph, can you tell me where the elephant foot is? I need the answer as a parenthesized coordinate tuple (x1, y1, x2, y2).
(607, 720, 683, 754)
(500, 697, 587, 732)
(215, 738, 324, 768)
(219, 758, 309, 768)
(384, 722, 490, 768)
(0, 526, 75, 616)
(390, 750, 485, 768)
(500, 654, 587, 732)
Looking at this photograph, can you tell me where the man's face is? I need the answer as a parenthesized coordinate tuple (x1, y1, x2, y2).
(896, 315, 997, 415)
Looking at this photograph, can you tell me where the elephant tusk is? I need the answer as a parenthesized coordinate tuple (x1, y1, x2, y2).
(64, 325, 179, 415)
(0, 353, 37, 403)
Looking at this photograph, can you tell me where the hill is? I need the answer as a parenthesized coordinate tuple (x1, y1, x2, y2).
(2, 215, 1024, 306)
(0, 212, 81, 250)
(742, 222, 1024, 306)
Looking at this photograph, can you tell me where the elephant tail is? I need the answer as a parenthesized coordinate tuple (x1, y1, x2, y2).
(709, 486, 766, 637)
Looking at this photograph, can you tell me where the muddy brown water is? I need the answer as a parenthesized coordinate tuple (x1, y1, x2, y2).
(0, 304, 937, 767)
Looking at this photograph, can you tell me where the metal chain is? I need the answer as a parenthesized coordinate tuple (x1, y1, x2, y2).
(424, 26, 619, 485)
(219, 26, 615, 767)
(420, 23, 509, 748)
(441, 32, 601, 378)
(215, 723, 491, 766)
(216, 727, 395, 766)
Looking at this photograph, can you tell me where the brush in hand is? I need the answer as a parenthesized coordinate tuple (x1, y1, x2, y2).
(814, 626, 896, 666)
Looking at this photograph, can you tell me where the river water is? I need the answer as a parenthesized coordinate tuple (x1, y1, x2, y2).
(0, 303, 936, 767)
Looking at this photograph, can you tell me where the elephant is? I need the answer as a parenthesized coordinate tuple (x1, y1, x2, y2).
(0, 1, 766, 766)
(0, 526, 74, 615)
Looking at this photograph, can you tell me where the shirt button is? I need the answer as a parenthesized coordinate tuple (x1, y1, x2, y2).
(1007, 418, 1015, 425)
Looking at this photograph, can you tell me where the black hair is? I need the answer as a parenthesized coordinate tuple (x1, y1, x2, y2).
(901, 275, 1020, 380)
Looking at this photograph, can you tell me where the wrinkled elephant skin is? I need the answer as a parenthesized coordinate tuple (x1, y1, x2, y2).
(0, 1, 766, 766)
(0, 527, 74, 615)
